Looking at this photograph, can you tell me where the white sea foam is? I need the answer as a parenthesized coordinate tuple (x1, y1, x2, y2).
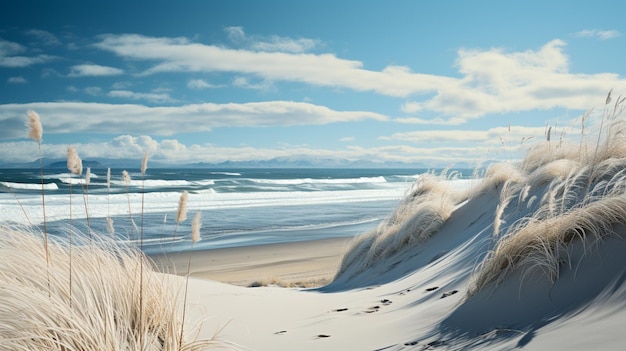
(109, 179, 215, 188)
(1, 181, 59, 191)
(251, 176, 387, 185)
(0, 178, 476, 226)
(211, 171, 242, 176)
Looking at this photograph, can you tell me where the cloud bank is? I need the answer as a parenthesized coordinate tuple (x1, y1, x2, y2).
(91, 34, 626, 124)
(0, 101, 388, 138)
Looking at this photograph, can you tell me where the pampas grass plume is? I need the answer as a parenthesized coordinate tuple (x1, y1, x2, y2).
(85, 167, 91, 186)
(192, 212, 202, 243)
(67, 146, 82, 176)
(106, 168, 111, 189)
(141, 152, 149, 176)
(26, 110, 43, 143)
(122, 170, 131, 184)
(177, 191, 189, 223)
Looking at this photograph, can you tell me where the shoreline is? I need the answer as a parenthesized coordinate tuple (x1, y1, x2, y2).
(149, 236, 353, 287)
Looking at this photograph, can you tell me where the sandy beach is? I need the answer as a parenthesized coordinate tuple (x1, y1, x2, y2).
(150, 237, 353, 287)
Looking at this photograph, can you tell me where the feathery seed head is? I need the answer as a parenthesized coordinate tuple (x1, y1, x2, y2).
(26, 110, 43, 143)
(67, 146, 82, 175)
(141, 152, 148, 176)
(85, 167, 91, 186)
(177, 190, 189, 223)
(606, 89, 613, 105)
(192, 212, 202, 243)
(122, 170, 131, 185)
(106, 168, 111, 190)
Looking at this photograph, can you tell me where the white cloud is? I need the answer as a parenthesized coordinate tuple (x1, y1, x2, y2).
(94, 34, 626, 123)
(112, 81, 133, 89)
(85, 86, 103, 96)
(107, 90, 174, 103)
(187, 79, 217, 89)
(94, 34, 452, 97)
(0, 101, 388, 138)
(339, 136, 355, 142)
(25, 29, 61, 46)
(232, 76, 273, 91)
(225, 26, 321, 53)
(574, 29, 621, 40)
(381, 126, 546, 145)
(7, 76, 27, 84)
(0, 135, 497, 166)
(69, 64, 124, 77)
(0, 38, 54, 67)
(402, 40, 626, 124)
(225, 26, 246, 42)
(110, 135, 158, 154)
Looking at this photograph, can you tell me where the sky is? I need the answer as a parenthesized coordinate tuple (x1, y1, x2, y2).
(1, 0, 626, 167)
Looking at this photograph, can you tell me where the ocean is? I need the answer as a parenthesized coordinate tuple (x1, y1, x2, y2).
(0, 168, 471, 254)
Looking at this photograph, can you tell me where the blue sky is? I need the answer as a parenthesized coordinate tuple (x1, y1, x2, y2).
(1, 0, 626, 166)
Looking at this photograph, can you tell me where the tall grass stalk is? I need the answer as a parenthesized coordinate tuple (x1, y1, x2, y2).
(180, 211, 202, 350)
(139, 152, 148, 351)
(175, 190, 189, 237)
(106, 168, 114, 236)
(0, 226, 226, 350)
(26, 110, 50, 293)
(83, 167, 92, 238)
(122, 170, 138, 232)
(66, 146, 82, 307)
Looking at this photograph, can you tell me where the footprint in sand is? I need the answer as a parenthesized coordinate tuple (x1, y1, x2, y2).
(440, 290, 458, 299)
(364, 305, 380, 313)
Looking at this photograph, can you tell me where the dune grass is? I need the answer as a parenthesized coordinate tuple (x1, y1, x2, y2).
(247, 277, 331, 288)
(335, 91, 626, 300)
(0, 226, 224, 350)
(334, 173, 463, 279)
(0, 110, 232, 349)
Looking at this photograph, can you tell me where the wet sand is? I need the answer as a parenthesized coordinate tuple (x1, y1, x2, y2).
(149, 237, 353, 287)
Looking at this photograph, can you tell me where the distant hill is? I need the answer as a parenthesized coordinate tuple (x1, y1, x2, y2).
(186, 157, 431, 169)
(0, 156, 483, 170)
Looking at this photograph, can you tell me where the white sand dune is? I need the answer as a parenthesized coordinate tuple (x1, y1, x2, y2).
(185, 99, 626, 350)
(184, 188, 626, 350)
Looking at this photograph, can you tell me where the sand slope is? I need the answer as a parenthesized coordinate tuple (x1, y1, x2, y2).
(184, 188, 626, 350)
(186, 109, 626, 349)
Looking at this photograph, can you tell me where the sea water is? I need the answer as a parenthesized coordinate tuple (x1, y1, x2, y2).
(0, 168, 472, 254)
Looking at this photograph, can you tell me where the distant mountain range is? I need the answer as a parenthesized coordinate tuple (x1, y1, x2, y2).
(0, 156, 481, 170)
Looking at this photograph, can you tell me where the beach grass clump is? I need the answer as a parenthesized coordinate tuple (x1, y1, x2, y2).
(247, 277, 331, 288)
(335, 173, 462, 279)
(468, 169, 626, 296)
(467, 92, 626, 296)
(0, 225, 224, 350)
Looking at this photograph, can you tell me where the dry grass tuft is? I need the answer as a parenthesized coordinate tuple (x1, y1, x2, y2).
(467, 93, 626, 296)
(26, 110, 43, 143)
(247, 277, 331, 288)
(191, 212, 202, 243)
(335, 174, 462, 279)
(66, 146, 83, 176)
(177, 191, 189, 224)
(0, 226, 226, 350)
